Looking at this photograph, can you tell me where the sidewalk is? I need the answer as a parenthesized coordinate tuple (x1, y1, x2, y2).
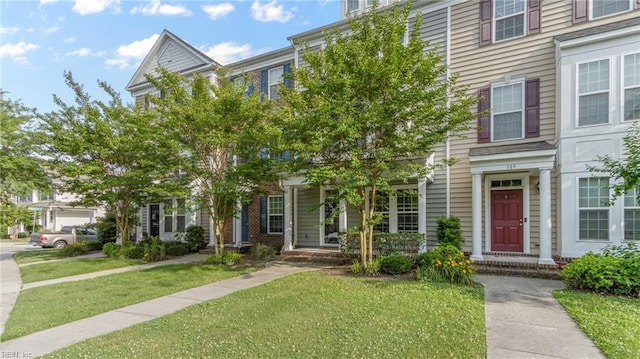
(476, 275, 604, 359)
(0, 262, 315, 357)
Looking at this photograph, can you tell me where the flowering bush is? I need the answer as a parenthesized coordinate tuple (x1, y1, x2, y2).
(416, 244, 475, 285)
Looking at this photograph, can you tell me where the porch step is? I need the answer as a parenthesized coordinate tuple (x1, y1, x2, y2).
(472, 256, 562, 280)
(278, 249, 352, 266)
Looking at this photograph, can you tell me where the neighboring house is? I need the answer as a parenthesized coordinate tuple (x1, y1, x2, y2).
(127, 0, 640, 259)
(10, 188, 104, 233)
(447, 0, 640, 262)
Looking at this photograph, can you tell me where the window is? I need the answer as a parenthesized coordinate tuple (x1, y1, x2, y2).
(397, 190, 419, 233)
(373, 192, 390, 233)
(163, 198, 188, 233)
(39, 190, 54, 201)
(624, 53, 640, 121)
(492, 82, 524, 140)
(347, 0, 359, 12)
(624, 189, 640, 241)
(268, 196, 284, 233)
(494, 0, 525, 42)
(268, 66, 283, 100)
(578, 177, 609, 240)
(592, 0, 630, 19)
(15, 194, 32, 203)
(578, 59, 609, 126)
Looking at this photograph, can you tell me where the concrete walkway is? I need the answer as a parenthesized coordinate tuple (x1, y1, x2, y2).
(476, 275, 604, 359)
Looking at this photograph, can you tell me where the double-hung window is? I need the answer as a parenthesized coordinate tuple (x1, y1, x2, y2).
(396, 190, 419, 233)
(494, 0, 526, 42)
(346, 0, 359, 13)
(163, 198, 187, 233)
(492, 82, 524, 141)
(624, 53, 640, 121)
(624, 188, 640, 241)
(268, 196, 284, 234)
(591, 0, 631, 19)
(268, 66, 283, 100)
(372, 189, 420, 233)
(578, 59, 610, 126)
(578, 177, 609, 241)
(373, 192, 390, 233)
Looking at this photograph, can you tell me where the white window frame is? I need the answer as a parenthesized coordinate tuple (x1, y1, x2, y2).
(577, 177, 611, 241)
(590, 0, 633, 20)
(493, 0, 527, 43)
(491, 79, 525, 142)
(368, 186, 420, 234)
(39, 190, 55, 202)
(346, 0, 360, 13)
(622, 52, 640, 122)
(576, 58, 611, 127)
(268, 66, 284, 100)
(162, 198, 188, 234)
(624, 188, 640, 241)
(267, 195, 284, 234)
(396, 189, 419, 233)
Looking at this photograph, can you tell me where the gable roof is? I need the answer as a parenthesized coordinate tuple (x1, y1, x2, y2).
(125, 29, 219, 93)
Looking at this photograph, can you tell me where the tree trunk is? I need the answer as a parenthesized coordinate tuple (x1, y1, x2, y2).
(367, 185, 376, 263)
(357, 187, 367, 268)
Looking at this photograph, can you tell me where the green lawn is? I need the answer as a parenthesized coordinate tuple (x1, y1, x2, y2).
(45, 272, 486, 358)
(1, 264, 257, 341)
(13, 249, 69, 264)
(19, 257, 144, 283)
(554, 290, 640, 359)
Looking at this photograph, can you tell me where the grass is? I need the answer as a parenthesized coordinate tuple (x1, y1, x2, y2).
(19, 257, 144, 283)
(13, 249, 68, 264)
(1, 263, 257, 341)
(0, 238, 30, 244)
(554, 290, 640, 358)
(44, 272, 486, 358)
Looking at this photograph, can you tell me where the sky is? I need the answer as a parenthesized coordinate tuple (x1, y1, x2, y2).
(0, 0, 341, 113)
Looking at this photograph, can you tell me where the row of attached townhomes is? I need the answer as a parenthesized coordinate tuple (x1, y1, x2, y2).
(125, 0, 640, 263)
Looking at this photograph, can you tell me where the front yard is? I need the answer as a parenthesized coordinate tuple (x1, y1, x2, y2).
(19, 257, 144, 283)
(43, 271, 487, 358)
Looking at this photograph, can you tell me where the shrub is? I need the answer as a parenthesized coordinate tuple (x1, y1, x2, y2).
(340, 232, 425, 258)
(121, 245, 145, 259)
(436, 216, 462, 249)
(87, 241, 104, 251)
(561, 245, 640, 297)
(17, 232, 29, 238)
(102, 243, 121, 258)
(95, 211, 117, 244)
(58, 241, 91, 257)
(416, 244, 475, 285)
(142, 236, 166, 262)
(350, 257, 383, 276)
(380, 254, 413, 275)
(249, 243, 276, 260)
(166, 243, 188, 257)
(204, 252, 243, 266)
(185, 225, 207, 252)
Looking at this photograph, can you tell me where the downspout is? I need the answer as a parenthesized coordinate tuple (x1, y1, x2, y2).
(445, 5, 452, 217)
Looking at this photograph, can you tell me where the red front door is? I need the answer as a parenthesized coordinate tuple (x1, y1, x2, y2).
(491, 190, 523, 252)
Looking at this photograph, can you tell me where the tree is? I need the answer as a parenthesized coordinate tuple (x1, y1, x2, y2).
(589, 122, 640, 204)
(40, 72, 188, 245)
(0, 91, 49, 235)
(279, 1, 478, 268)
(146, 68, 280, 254)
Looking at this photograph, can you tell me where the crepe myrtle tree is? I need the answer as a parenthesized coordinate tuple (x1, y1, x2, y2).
(40, 72, 189, 245)
(146, 68, 281, 254)
(0, 90, 49, 235)
(589, 122, 640, 205)
(279, 1, 478, 268)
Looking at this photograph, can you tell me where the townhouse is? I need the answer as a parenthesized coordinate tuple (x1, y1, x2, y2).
(127, 0, 640, 260)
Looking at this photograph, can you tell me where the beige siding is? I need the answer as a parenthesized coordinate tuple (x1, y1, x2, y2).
(157, 42, 201, 74)
(448, 1, 638, 255)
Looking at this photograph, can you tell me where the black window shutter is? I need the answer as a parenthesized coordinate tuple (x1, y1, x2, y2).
(479, 0, 492, 46)
(260, 196, 268, 233)
(283, 63, 292, 89)
(525, 78, 540, 138)
(282, 151, 290, 161)
(260, 69, 268, 101)
(247, 81, 254, 96)
(528, 0, 541, 34)
(573, 0, 588, 24)
(477, 87, 491, 143)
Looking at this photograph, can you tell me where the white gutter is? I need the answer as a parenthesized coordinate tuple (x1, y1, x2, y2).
(445, 4, 451, 217)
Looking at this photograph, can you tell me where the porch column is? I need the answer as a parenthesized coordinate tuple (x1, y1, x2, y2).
(233, 201, 242, 247)
(538, 168, 554, 265)
(339, 199, 347, 233)
(418, 176, 428, 253)
(208, 198, 215, 247)
(283, 185, 293, 251)
(471, 173, 483, 260)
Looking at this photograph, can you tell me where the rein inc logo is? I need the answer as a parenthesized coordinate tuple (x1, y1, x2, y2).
(1, 352, 32, 358)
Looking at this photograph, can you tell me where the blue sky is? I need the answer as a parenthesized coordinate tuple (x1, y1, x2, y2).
(0, 0, 340, 113)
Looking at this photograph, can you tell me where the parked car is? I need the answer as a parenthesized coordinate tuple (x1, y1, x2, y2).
(30, 226, 98, 248)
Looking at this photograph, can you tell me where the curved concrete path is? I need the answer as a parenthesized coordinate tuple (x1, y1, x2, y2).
(476, 275, 604, 359)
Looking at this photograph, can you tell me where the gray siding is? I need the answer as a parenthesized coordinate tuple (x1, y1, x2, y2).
(425, 143, 447, 249)
(157, 42, 201, 73)
(296, 187, 321, 247)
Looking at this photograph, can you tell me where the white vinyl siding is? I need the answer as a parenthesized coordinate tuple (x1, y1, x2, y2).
(492, 82, 524, 140)
(494, 0, 525, 42)
(591, 0, 631, 19)
(624, 189, 640, 241)
(268, 196, 284, 234)
(578, 177, 609, 241)
(578, 59, 610, 126)
(624, 53, 640, 121)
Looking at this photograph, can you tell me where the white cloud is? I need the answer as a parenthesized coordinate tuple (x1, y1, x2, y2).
(0, 42, 38, 61)
(130, 0, 192, 16)
(43, 26, 62, 36)
(73, 0, 120, 15)
(106, 33, 159, 69)
(251, 0, 294, 23)
(39, 0, 61, 4)
(67, 48, 105, 57)
(64, 36, 77, 43)
(201, 3, 234, 20)
(0, 26, 20, 35)
(201, 42, 266, 65)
